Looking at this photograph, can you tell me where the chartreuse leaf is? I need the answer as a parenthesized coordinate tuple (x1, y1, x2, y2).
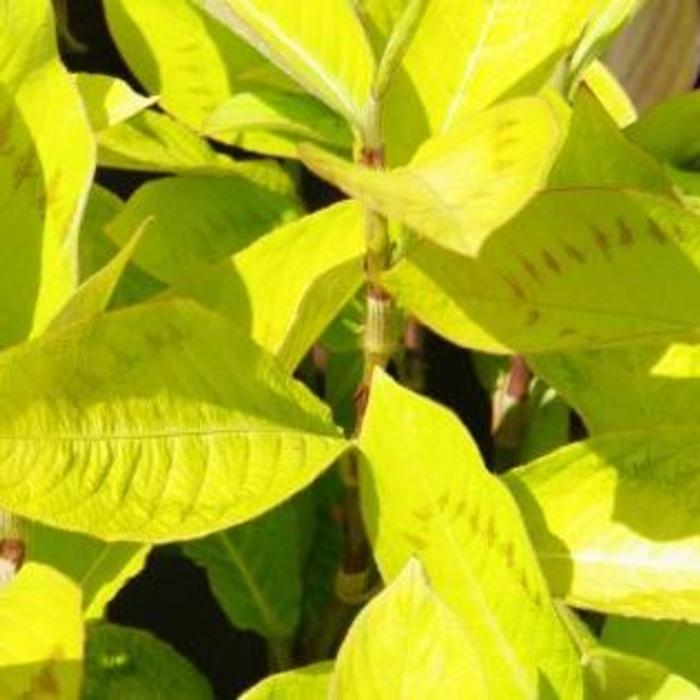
(331, 559, 493, 698)
(579, 61, 637, 128)
(196, 0, 376, 130)
(103, 0, 291, 131)
(241, 662, 332, 699)
(383, 189, 700, 354)
(49, 217, 149, 331)
(530, 343, 700, 433)
(354, 0, 409, 51)
(302, 97, 563, 257)
(28, 521, 149, 619)
(560, 605, 700, 699)
(75, 73, 157, 131)
(359, 371, 583, 698)
(603, 617, 700, 688)
(604, 0, 699, 111)
(506, 428, 700, 621)
(172, 201, 366, 371)
(183, 499, 303, 640)
(549, 87, 671, 193)
(0, 0, 94, 347)
(380, 0, 619, 163)
(0, 299, 347, 542)
(96, 108, 296, 190)
(83, 623, 214, 700)
(105, 175, 301, 285)
(0, 563, 83, 699)
(203, 89, 352, 155)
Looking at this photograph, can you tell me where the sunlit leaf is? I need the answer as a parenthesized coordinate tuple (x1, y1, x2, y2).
(197, 0, 376, 129)
(331, 559, 494, 698)
(507, 429, 700, 621)
(359, 371, 583, 698)
(0, 563, 83, 699)
(0, 0, 95, 347)
(0, 300, 347, 542)
(302, 97, 563, 256)
(578, 61, 637, 127)
(241, 662, 332, 699)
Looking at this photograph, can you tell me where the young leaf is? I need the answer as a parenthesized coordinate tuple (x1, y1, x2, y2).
(203, 89, 352, 155)
(0, 563, 83, 699)
(75, 73, 158, 131)
(240, 662, 332, 699)
(331, 559, 494, 698)
(172, 201, 366, 371)
(196, 0, 376, 130)
(603, 617, 700, 688)
(83, 623, 215, 700)
(103, 0, 291, 131)
(358, 371, 583, 698)
(506, 428, 700, 621)
(28, 521, 149, 619)
(96, 108, 295, 190)
(183, 499, 304, 641)
(0, 0, 95, 347)
(383, 189, 700, 354)
(302, 96, 563, 257)
(0, 299, 348, 542)
(578, 60, 637, 128)
(106, 175, 301, 285)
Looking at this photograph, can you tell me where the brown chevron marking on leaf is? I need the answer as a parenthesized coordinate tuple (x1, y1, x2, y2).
(412, 505, 433, 523)
(0, 108, 12, 154)
(558, 327, 577, 337)
(453, 499, 467, 518)
(13, 149, 39, 190)
(542, 249, 562, 274)
(502, 540, 515, 569)
(525, 308, 541, 327)
(647, 218, 668, 244)
(501, 273, 527, 301)
(403, 531, 428, 551)
(591, 226, 612, 258)
(617, 219, 635, 246)
(437, 493, 449, 510)
(485, 512, 497, 546)
(561, 241, 586, 264)
(518, 255, 541, 282)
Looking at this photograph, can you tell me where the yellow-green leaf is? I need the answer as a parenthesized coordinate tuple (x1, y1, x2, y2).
(0, 0, 95, 347)
(302, 96, 563, 257)
(506, 428, 700, 621)
(0, 563, 83, 699)
(197, 0, 376, 129)
(358, 371, 583, 698)
(331, 559, 493, 699)
(0, 300, 347, 542)
(172, 202, 366, 371)
(241, 662, 332, 699)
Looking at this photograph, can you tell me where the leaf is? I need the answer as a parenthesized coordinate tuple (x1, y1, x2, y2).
(603, 617, 700, 688)
(49, 218, 149, 331)
(302, 96, 563, 257)
(626, 91, 700, 170)
(103, 0, 291, 131)
(579, 60, 637, 128)
(28, 521, 149, 619)
(358, 371, 583, 698)
(105, 175, 301, 285)
(203, 88, 352, 155)
(172, 201, 366, 371)
(0, 563, 83, 699)
(76, 72, 158, 131)
(380, 0, 611, 163)
(240, 662, 332, 699)
(0, 299, 347, 542)
(529, 343, 700, 433)
(506, 428, 700, 621)
(0, 0, 95, 347)
(330, 559, 493, 699)
(196, 0, 376, 129)
(183, 499, 304, 640)
(96, 108, 295, 190)
(604, 0, 700, 111)
(83, 623, 215, 700)
(383, 189, 700, 354)
(549, 87, 672, 194)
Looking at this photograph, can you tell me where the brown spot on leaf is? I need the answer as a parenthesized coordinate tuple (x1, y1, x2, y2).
(591, 226, 612, 258)
(561, 241, 586, 264)
(558, 327, 576, 337)
(13, 149, 38, 190)
(501, 273, 526, 301)
(647, 218, 668, 244)
(518, 255, 541, 282)
(403, 532, 428, 551)
(525, 308, 540, 327)
(617, 219, 635, 246)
